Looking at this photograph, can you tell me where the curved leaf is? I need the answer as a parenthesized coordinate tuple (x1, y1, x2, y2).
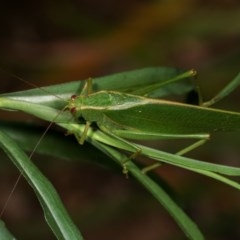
(0, 130, 83, 240)
(1, 67, 195, 108)
(0, 121, 118, 170)
(92, 141, 204, 240)
(0, 219, 16, 240)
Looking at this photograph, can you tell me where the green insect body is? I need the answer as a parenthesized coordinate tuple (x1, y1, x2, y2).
(68, 89, 240, 144)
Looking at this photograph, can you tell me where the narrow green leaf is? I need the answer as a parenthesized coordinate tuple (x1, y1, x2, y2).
(93, 141, 204, 240)
(0, 219, 16, 240)
(0, 121, 118, 170)
(128, 163, 204, 240)
(183, 166, 240, 191)
(0, 97, 73, 124)
(79, 126, 240, 177)
(1, 67, 194, 108)
(0, 130, 83, 240)
(140, 145, 240, 176)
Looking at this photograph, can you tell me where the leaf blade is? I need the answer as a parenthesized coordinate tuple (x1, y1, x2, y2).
(0, 130, 83, 240)
(92, 141, 204, 240)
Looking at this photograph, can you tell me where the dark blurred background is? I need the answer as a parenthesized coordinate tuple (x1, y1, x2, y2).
(1, 0, 240, 239)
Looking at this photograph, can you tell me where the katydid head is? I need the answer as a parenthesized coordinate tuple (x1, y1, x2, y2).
(71, 94, 77, 100)
(68, 94, 78, 114)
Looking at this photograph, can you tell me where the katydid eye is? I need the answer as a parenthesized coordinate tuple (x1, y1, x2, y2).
(70, 107, 77, 113)
(71, 95, 77, 100)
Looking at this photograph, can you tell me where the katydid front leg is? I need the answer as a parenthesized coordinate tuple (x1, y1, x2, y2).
(68, 78, 93, 144)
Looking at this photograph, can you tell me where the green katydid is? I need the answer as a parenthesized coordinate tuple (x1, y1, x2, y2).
(1, 67, 203, 156)
(4, 67, 239, 178)
(65, 73, 240, 153)
(69, 82, 240, 142)
(1, 67, 240, 240)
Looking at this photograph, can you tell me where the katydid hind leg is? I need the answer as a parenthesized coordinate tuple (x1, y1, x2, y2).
(98, 125, 143, 175)
(73, 121, 91, 145)
(142, 138, 209, 174)
(202, 72, 240, 107)
(188, 72, 240, 107)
